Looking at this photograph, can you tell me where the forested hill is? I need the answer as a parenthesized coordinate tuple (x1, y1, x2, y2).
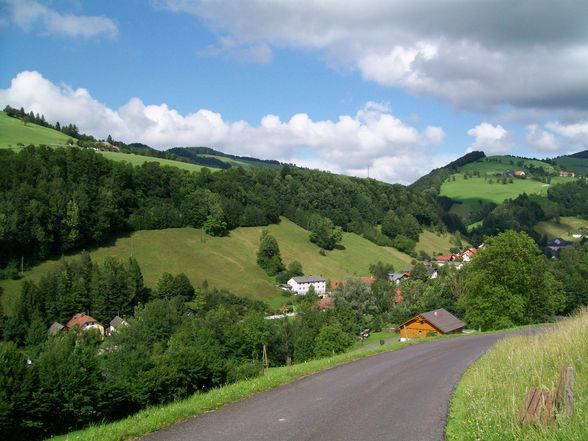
(410, 151, 485, 194)
(0, 145, 442, 268)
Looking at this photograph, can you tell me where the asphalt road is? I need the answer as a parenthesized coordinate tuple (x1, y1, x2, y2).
(142, 333, 507, 441)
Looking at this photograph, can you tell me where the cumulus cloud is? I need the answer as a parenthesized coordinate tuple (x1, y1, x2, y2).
(467, 122, 514, 155)
(4, 0, 118, 39)
(525, 124, 561, 152)
(546, 121, 588, 146)
(0, 71, 445, 184)
(158, 0, 588, 113)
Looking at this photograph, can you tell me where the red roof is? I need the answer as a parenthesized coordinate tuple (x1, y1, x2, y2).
(435, 255, 453, 261)
(66, 313, 99, 329)
(329, 280, 343, 291)
(360, 276, 375, 285)
(392, 288, 404, 303)
(317, 296, 334, 310)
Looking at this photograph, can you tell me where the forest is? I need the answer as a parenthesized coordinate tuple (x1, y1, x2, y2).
(0, 145, 442, 270)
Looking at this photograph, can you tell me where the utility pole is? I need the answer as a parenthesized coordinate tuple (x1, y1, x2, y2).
(262, 344, 269, 374)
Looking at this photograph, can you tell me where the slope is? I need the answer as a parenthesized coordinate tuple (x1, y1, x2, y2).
(0, 111, 71, 148)
(0, 218, 413, 311)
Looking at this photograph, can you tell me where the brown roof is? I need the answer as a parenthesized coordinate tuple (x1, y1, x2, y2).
(360, 276, 375, 285)
(317, 296, 334, 310)
(67, 313, 100, 329)
(420, 308, 466, 333)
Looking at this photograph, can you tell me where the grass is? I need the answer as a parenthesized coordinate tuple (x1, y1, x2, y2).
(460, 155, 557, 175)
(50, 337, 421, 441)
(98, 151, 214, 173)
(535, 216, 588, 241)
(415, 230, 468, 257)
(555, 157, 588, 177)
(0, 218, 412, 312)
(0, 112, 72, 148)
(441, 174, 569, 207)
(446, 309, 588, 441)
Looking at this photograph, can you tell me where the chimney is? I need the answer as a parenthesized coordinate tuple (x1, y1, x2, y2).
(434, 311, 438, 316)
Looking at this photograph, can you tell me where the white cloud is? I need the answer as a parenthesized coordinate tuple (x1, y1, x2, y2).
(0, 70, 445, 184)
(525, 124, 561, 152)
(467, 122, 514, 155)
(158, 0, 588, 113)
(546, 121, 588, 145)
(199, 36, 272, 63)
(5, 0, 118, 39)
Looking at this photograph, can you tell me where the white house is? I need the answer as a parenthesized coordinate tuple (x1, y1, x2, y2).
(287, 275, 326, 296)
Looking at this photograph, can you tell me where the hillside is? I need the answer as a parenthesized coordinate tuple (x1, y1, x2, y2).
(534, 216, 588, 241)
(0, 111, 72, 148)
(554, 150, 588, 176)
(0, 218, 414, 311)
(168, 146, 284, 169)
(0, 111, 218, 173)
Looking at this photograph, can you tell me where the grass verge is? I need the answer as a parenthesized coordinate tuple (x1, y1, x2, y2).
(50, 338, 421, 441)
(446, 309, 588, 441)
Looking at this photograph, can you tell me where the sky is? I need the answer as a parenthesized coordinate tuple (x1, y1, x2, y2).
(1, 0, 588, 184)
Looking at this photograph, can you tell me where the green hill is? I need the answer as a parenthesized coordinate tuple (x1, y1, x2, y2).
(0, 111, 215, 173)
(535, 216, 588, 241)
(0, 111, 72, 148)
(0, 218, 413, 311)
(554, 151, 588, 176)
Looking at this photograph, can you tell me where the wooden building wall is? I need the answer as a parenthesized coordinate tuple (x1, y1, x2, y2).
(400, 317, 441, 338)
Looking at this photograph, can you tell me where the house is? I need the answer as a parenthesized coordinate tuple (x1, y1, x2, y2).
(107, 315, 128, 335)
(461, 247, 478, 262)
(559, 171, 576, 177)
(287, 275, 326, 295)
(514, 170, 526, 178)
(66, 313, 105, 336)
(48, 322, 64, 336)
(427, 267, 438, 279)
(546, 238, 574, 258)
(431, 254, 463, 268)
(399, 308, 466, 339)
(388, 271, 411, 284)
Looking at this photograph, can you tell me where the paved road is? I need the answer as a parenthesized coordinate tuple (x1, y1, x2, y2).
(142, 333, 507, 441)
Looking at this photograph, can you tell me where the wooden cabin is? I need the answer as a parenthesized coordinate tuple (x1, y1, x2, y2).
(399, 308, 465, 339)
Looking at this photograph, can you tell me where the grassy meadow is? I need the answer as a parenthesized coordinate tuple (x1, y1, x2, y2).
(415, 230, 468, 257)
(446, 309, 588, 441)
(98, 151, 213, 173)
(441, 174, 570, 207)
(460, 155, 557, 175)
(0, 218, 412, 312)
(535, 216, 588, 241)
(0, 111, 72, 148)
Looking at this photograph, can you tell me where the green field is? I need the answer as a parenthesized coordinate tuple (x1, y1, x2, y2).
(555, 156, 588, 177)
(460, 155, 556, 175)
(0, 111, 72, 148)
(0, 218, 412, 312)
(99, 151, 213, 173)
(415, 230, 468, 257)
(535, 216, 588, 241)
(441, 174, 570, 207)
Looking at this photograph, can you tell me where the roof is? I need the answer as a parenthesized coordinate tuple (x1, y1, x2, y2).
(66, 313, 100, 329)
(388, 272, 407, 282)
(110, 315, 126, 328)
(360, 276, 375, 285)
(291, 275, 325, 284)
(547, 238, 573, 247)
(48, 322, 64, 335)
(420, 308, 466, 333)
(317, 296, 334, 310)
(434, 255, 453, 261)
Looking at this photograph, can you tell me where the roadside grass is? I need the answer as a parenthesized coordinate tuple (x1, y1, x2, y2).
(49, 338, 422, 441)
(0, 218, 412, 313)
(0, 112, 71, 148)
(446, 309, 588, 441)
(535, 216, 588, 241)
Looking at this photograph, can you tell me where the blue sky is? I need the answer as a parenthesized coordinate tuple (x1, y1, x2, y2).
(1, 0, 588, 184)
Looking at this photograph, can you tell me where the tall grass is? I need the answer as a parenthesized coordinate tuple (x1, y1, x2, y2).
(446, 309, 588, 441)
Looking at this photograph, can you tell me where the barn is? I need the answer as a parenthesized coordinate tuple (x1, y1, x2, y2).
(399, 308, 465, 339)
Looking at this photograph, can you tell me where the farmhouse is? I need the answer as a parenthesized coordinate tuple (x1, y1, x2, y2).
(66, 313, 105, 336)
(399, 308, 465, 339)
(546, 237, 573, 258)
(287, 275, 326, 295)
(514, 170, 526, 178)
(388, 271, 411, 284)
(559, 170, 576, 177)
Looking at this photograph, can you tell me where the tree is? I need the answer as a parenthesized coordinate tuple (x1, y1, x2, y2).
(411, 262, 429, 282)
(308, 215, 342, 250)
(256, 231, 284, 276)
(369, 261, 394, 281)
(458, 230, 564, 330)
(313, 324, 349, 357)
